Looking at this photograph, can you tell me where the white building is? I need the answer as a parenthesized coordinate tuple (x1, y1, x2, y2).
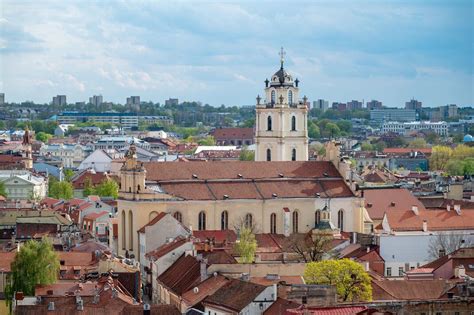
(77, 149, 121, 172)
(93, 136, 150, 151)
(255, 48, 309, 161)
(382, 121, 448, 136)
(39, 144, 86, 168)
(0, 170, 48, 200)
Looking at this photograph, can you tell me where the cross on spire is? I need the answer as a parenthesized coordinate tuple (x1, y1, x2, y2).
(279, 47, 286, 69)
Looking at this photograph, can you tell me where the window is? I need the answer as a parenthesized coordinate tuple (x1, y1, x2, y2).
(386, 267, 392, 277)
(267, 116, 272, 131)
(288, 90, 293, 105)
(337, 210, 344, 231)
(266, 148, 271, 161)
(399, 267, 404, 276)
(291, 115, 296, 131)
(221, 211, 228, 230)
(270, 213, 276, 234)
(121, 210, 126, 250)
(173, 212, 182, 223)
(292, 211, 299, 233)
(128, 210, 133, 250)
(291, 148, 296, 161)
(271, 90, 276, 104)
(245, 213, 253, 229)
(315, 210, 321, 227)
(198, 211, 206, 230)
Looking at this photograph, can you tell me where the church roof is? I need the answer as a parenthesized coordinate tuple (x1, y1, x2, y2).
(143, 161, 354, 200)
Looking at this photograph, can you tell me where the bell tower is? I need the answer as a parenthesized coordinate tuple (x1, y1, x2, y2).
(22, 127, 33, 169)
(120, 142, 146, 200)
(255, 48, 309, 161)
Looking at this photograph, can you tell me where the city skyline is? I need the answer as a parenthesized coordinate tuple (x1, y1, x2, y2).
(1, 0, 473, 107)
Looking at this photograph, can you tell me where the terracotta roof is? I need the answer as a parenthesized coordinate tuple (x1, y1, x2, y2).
(182, 274, 231, 307)
(72, 170, 110, 189)
(250, 276, 304, 287)
(157, 254, 202, 295)
(372, 279, 454, 300)
(145, 237, 189, 260)
(287, 305, 368, 315)
(420, 198, 474, 211)
(201, 250, 237, 264)
(0, 252, 16, 272)
(383, 148, 432, 155)
(137, 212, 167, 233)
(422, 247, 474, 270)
(83, 210, 109, 221)
(203, 278, 267, 312)
(211, 127, 254, 140)
(193, 230, 237, 243)
(364, 188, 426, 220)
(263, 297, 300, 315)
(71, 240, 111, 253)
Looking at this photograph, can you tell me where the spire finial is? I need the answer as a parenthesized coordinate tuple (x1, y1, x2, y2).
(279, 47, 286, 69)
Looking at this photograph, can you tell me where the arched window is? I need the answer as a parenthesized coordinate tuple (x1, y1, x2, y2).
(266, 148, 271, 161)
(149, 211, 158, 222)
(137, 184, 141, 192)
(288, 90, 293, 105)
(267, 116, 272, 131)
(270, 213, 276, 234)
(271, 90, 276, 104)
(221, 211, 228, 230)
(128, 210, 133, 250)
(315, 210, 321, 227)
(198, 211, 206, 230)
(245, 213, 253, 229)
(291, 148, 296, 161)
(338, 210, 344, 231)
(291, 116, 296, 131)
(173, 211, 182, 223)
(292, 211, 299, 233)
(121, 210, 126, 250)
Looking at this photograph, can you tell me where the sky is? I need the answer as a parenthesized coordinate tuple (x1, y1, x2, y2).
(0, 0, 473, 107)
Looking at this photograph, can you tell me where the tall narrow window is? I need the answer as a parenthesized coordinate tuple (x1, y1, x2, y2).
(270, 213, 276, 234)
(128, 210, 133, 250)
(338, 210, 344, 231)
(292, 211, 299, 233)
(198, 211, 206, 230)
(288, 90, 293, 105)
(221, 211, 228, 230)
(291, 148, 296, 161)
(315, 210, 321, 227)
(173, 211, 182, 223)
(121, 210, 126, 250)
(267, 116, 272, 131)
(245, 213, 253, 229)
(271, 90, 276, 104)
(266, 148, 271, 161)
(291, 116, 296, 131)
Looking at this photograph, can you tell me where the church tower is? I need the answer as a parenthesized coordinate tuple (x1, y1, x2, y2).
(22, 127, 33, 169)
(120, 142, 146, 200)
(255, 48, 309, 161)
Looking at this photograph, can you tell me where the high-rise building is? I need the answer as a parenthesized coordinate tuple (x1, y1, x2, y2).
(313, 99, 328, 112)
(370, 109, 417, 123)
(126, 96, 140, 111)
(52, 95, 67, 106)
(255, 48, 308, 161)
(366, 100, 382, 110)
(332, 102, 347, 111)
(439, 104, 458, 119)
(405, 99, 422, 110)
(165, 98, 179, 106)
(0, 93, 4, 105)
(347, 100, 363, 110)
(89, 95, 103, 106)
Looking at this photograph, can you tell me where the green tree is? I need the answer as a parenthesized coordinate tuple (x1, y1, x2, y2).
(308, 120, 321, 138)
(242, 118, 255, 128)
(430, 146, 453, 171)
(35, 132, 53, 143)
(49, 178, 73, 199)
(197, 136, 216, 146)
(374, 141, 387, 152)
(323, 122, 341, 138)
(0, 181, 7, 198)
(408, 138, 427, 148)
(239, 146, 255, 161)
(445, 160, 465, 176)
(234, 227, 257, 263)
(304, 259, 372, 302)
(361, 142, 374, 151)
(5, 239, 59, 311)
(63, 169, 75, 182)
(452, 144, 474, 160)
(94, 179, 119, 199)
(82, 177, 94, 197)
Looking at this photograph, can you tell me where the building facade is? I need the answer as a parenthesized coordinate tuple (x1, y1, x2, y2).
(382, 121, 448, 136)
(57, 112, 139, 129)
(313, 99, 329, 112)
(370, 109, 417, 123)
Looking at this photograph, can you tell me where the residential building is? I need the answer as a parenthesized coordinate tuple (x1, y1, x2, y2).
(210, 127, 255, 146)
(93, 136, 149, 151)
(83, 211, 110, 241)
(366, 100, 382, 110)
(405, 99, 422, 110)
(39, 143, 86, 168)
(370, 109, 417, 123)
(57, 112, 139, 129)
(255, 52, 309, 161)
(89, 94, 103, 106)
(138, 115, 174, 126)
(77, 149, 120, 172)
(0, 93, 4, 105)
(347, 100, 363, 110)
(126, 95, 140, 111)
(313, 99, 329, 112)
(439, 104, 459, 119)
(53, 124, 73, 137)
(52, 94, 67, 106)
(382, 121, 448, 136)
(165, 98, 179, 106)
(332, 102, 347, 111)
(0, 170, 47, 200)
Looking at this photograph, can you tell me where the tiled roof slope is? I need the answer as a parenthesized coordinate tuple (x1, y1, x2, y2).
(364, 188, 426, 220)
(157, 254, 201, 295)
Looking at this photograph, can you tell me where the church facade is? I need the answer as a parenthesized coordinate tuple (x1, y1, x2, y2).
(117, 54, 369, 259)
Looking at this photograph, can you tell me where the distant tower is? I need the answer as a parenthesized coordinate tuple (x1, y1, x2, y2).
(255, 48, 308, 161)
(120, 141, 146, 200)
(22, 127, 33, 169)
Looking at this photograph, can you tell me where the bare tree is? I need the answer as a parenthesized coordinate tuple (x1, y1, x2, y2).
(284, 231, 334, 262)
(232, 214, 260, 234)
(428, 232, 473, 259)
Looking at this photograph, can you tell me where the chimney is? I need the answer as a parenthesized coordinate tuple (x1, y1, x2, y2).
(200, 258, 208, 282)
(454, 265, 466, 278)
(143, 303, 151, 315)
(411, 206, 419, 215)
(447, 205, 451, 212)
(241, 273, 250, 281)
(422, 220, 428, 232)
(454, 205, 461, 215)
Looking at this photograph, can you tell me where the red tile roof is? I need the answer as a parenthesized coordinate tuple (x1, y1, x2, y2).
(157, 254, 202, 295)
(72, 171, 110, 189)
(182, 274, 231, 307)
(263, 297, 300, 315)
(137, 212, 167, 233)
(0, 252, 16, 272)
(193, 230, 237, 243)
(383, 148, 432, 155)
(372, 279, 454, 300)
(145, 237, 189, 260)
(286, 305, 367, 315)
(83, 210, 109, 221)
(201, 250, 237, 264)
(211, 127, 254, 140)
(364, 188, 426, 220)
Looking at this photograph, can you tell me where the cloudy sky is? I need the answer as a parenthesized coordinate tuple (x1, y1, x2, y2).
(1, 0, 472, 107)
